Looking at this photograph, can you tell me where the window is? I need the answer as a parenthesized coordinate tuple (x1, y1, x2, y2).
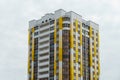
(50, 20, 54, 25)
(40, 28, 49, 34)
(34, 32, 38, 36)
(39, 71, 48, 75)
(92, 48, 94, 51)
(50, 33, 54, 39)
(62, 17, 70, 21)
(49, 18, 51, 20)
(74, 73, 76, 76)
(40, 34, 49, 39)
(45, 20, 48, 22)
(40, 22, 49, 28)
(39, 65, 48, 69)
(50, 26, 54, 30)
(78, 24, 80, 28)
(82, 23, 89, 29)
(73, 22, 75, 26)
(96, 32, 98, 36)
(62, 23, 70, 28)
(92, 31, 94, 34)
(96, 38, 98, 41)
(92, 37, 94, 40)
(39, 59, 49, 63)
(39, 46, 49, 51)
(34, 26, 38, 30)
(78, 31, 80, 34)
(39, 53, 49, 57)
(39, 40, 49, 45)
(39, 78, 48, 80)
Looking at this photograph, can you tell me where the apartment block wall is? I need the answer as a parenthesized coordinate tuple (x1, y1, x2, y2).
(28, 9, 100, 80)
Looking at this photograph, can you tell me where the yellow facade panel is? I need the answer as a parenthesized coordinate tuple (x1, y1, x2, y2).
(59, 66, 62, 80)
(58, 17, 63, 80)
(32, 27, 34, 33)
(80, 62, 83, 76)
(31, 28, 34, 80)
(70, 24, 73, 48)
(28, 53, 30, 74)
(54, 22, 56, 43)
(59, 17, 63, 29)
(28, 30, 30, 74)
(75, 19, 78, 63)
(59, 48, 62, 61)
(70, 54, 74, 80)
(80, 22, 82, 46)
(32, 38, 34, 61)
(90, 45, 92, 67)
(28, 31, 30, 45)
(54, 20, 56, 76)
(98, 32, 100, 47)
(89, 26, 92, 38)
(70, 23, 74, 80)
(75, 19, 78, 32)
(94, 35, 96, 56)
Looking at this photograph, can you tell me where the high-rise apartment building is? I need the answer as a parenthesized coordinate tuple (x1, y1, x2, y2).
(28, 9, 100, 80)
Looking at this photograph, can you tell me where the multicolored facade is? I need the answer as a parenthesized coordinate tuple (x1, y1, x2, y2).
(28, 9, 100, 80)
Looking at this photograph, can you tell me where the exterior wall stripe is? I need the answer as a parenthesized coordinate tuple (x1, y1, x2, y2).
(28, 31, 30, 45)
(28, 30, 30, 74)
(70, 23, 73, 48)
(98, 32, 100, 76)
(80, 22, 82, 46)
(32, 28, 35, 61)
(59, 17, 63, 80)
(98, 33, 100, 47)
(89, 26, 93, 80)
(95, 57, 97, 80)
(89, 26, 92, 38)
(54, 19, 57, 80)
(31, 27, 34, 80)
(94, 34, 96, 56)
(54, 20, 57, 44)
(70, 23, 74, 80)
(98, 53, 100, 76)
(80, 22, 83, 80)
(89, 26, 93, 67)
(75, 19, 79, 80)
(28, 54, 30, 74)
(75, 19, 78, 62)
(94, 33, 97, 80)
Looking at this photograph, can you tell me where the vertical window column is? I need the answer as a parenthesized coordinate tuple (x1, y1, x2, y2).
(49, 33, 54, 80)
(62, 30, 70, 80)
(34, 38, 38, 80)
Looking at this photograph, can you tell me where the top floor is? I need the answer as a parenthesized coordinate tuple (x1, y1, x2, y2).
(29, 9, 99, 30)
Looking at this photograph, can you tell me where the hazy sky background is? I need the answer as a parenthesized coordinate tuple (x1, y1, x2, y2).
(0, 0, 120, 80)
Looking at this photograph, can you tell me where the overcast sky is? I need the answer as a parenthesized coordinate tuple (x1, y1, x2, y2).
(0, 0, 120, 80)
